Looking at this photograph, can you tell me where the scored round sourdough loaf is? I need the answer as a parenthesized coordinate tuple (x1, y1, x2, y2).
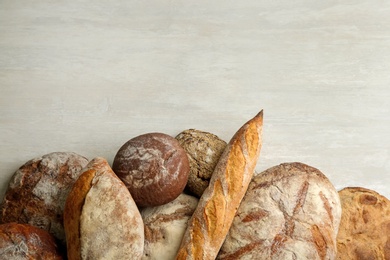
(336, 187, 390, 260)
(0, 152, 89, 246)
(64, 157, 144, 260)
(218, 162, 342, 260)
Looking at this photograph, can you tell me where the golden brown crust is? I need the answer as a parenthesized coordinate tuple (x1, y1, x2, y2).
(0, 222, 63, 259)
(336, 187, 390, 260)
(175, 110, 263, 260)
(63, 169, 96, 260)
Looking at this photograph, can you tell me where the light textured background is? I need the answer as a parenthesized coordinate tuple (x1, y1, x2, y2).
(1, 0, 389, 200)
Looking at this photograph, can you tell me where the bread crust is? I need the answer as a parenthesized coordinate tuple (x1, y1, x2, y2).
(64, 157, 144, 260)
(0, 222, 63, 259)
(336, 187, 390, 260)
(175, 110, 263, 260)
(217, 162, 342, 260)
(0, 152, 88, 245)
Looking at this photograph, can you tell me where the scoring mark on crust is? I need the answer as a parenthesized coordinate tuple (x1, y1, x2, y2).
(271, 181, 309, 256)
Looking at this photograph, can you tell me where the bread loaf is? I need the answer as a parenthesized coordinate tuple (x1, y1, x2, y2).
(141, 193, 199, 260)
(175, 129, 227, 197)
(0, 222, 63, 260)
(112, 132, 190, 207)
(336, 187, 390, 260)
(0, 152, 88, 245)
(218, 162, 342, 260)
(63, 157, 144, 260)
(175, 110, 263, 260)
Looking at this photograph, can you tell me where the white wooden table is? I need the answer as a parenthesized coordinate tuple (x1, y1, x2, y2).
(1, 0, 389, 200)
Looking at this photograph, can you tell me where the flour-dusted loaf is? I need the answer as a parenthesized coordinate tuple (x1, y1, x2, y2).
(141, 193, 199, 260)
(337, 187, 390, 260)
(0, 152, 89, 246)
(175, 110, 263, 260)
(113, 132, 190, 207)
(63, 157, 144, 260)
(0, 222, 63, 260)
(218, 162, 342, 260)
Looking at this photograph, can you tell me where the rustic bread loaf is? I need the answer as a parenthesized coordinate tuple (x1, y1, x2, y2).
(0, 152, 88, 245)
(141, 193, 199, 260)
(336, 187, 390, 260)
(175, 129, 227, 197)
(218, 162, 342, 260)
(175, 110, 263, 260)
(63, 157, 144, 260)
(112, 132, 190, 207)
(0, 222, 63, 260)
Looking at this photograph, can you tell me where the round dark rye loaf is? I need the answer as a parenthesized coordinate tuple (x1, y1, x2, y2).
(0, 152, 89, 245)
(336, 187, 390, 260)
(0, 222, 63, 259)
(113, 132, 190, 207)
(218, 162, 342, 260)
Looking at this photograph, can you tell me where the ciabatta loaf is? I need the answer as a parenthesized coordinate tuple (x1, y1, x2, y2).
(64, 157, 144, 260)
(175, 110, 263, 260)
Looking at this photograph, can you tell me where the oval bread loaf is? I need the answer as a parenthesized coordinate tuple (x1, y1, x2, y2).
(64, 157, 144, 260)
(218, 162, 342, 260)
(175, 110, 263, 260)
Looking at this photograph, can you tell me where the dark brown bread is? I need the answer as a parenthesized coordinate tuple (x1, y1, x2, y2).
(0, 152, 88, 245)
(337, 187, 390, 260)
(0, 222, 63, 259)
(218, 162, 342, 260)
(175, 129, 227, 197)
(64, 157, 144, 260)
(112, 132, 190, 207)
(175, 110, 263, 260)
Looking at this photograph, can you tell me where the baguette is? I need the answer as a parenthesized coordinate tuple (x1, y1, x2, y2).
(175, 110, 263, 260)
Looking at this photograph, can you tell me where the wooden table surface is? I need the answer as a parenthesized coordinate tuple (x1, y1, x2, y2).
(1, 0, 389, 200)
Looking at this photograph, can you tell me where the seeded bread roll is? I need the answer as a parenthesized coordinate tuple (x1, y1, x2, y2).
(175, 110, 263, 260)
(64, 157, 144, 260)
(336, 187, 390, 260)
(0, 222, 63, 260)
(141, 193, 199, 260)
(175, 129, 227, 197)
(218, 162, 342, 260)
(112, 132, 190, 207)
(0, 152, 88, 245)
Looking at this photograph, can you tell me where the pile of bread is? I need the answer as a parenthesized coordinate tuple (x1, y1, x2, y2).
(0, 110, 389, 260)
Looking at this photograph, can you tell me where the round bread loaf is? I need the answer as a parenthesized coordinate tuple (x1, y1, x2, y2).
(336, 187, 390, 260)
(112, 132, 190, 207)
(218, 162, 342, 260)
(0, 222, 63, 259)
(0, 152, 89, 245)
(141, 193, 199, 260)
(175, 129, 227, 197)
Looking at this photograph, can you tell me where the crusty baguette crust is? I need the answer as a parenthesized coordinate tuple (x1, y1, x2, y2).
(175, 110, 263, 260)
